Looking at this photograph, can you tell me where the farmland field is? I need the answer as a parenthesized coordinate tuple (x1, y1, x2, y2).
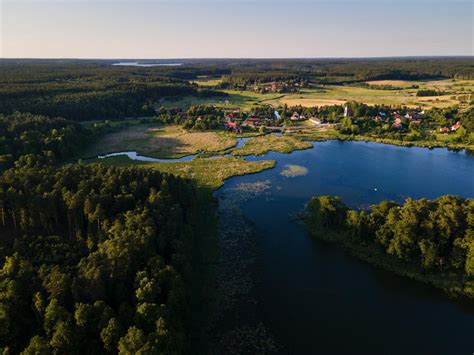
(159, 78, 473, 110)
(192, 77, 223, 87)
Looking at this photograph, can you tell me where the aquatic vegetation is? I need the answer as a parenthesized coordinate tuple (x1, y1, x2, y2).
(211, 180, 276, 351)
(215, 323, 277, 354)
(232, 135, 312, 156)
(280, 164, 309, 177)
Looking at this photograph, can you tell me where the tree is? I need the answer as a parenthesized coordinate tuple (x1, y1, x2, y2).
(100, 318, 122, 352)
(340, 117, 359, 134)
(118, 326, 147, 354)
(419, 239, 438, 270)
(306, 196, 348, 229)
(21, 336, 50, 355)
(465, 240, 474, 276)
(40, 266, 71, 302)
(49, 321, 75, 354)
(43, 299, 69, 336)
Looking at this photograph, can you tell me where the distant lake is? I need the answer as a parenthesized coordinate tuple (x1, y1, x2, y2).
(112, 62, 183, 67)
(216, 141, 474, 354)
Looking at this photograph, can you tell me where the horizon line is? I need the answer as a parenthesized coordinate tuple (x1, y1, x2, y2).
(1, 55, 473, 61)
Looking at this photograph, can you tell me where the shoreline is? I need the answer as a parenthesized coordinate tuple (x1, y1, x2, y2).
(305, 226, 474, 300)
(289, 130, 473, 152)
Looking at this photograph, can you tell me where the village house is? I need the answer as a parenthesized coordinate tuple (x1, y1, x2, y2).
(271, 82, 285, 92)
(405, 111, 424, 120)
(393, 112, 404, 121)
(451, 121, 461, 131)
(225, 120, 241, 133)
(393, 117, 403, 129)
(243, 117, 262, 127)
(290, 112, 306, 121)
(252, 81, 299, 94)
(224, 113, 235, 122)
(439, 121, 462, 134)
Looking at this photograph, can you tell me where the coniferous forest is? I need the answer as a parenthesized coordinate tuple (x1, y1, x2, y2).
(0, 164, 202, 353)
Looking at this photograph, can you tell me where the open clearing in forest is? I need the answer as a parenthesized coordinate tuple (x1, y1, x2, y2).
(83, 124, 237, 158)
(192, 78, 223, 87)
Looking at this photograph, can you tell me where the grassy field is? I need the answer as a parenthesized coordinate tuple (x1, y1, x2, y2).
(83, 124, 237, 158)
(158, 91, 284, 111)
(158, 79, 473, 110)
(232, 135, 313, 156)
(192, 78, 223, 87)
(93, 155, 276, 189)
(271, 79, 473, 109)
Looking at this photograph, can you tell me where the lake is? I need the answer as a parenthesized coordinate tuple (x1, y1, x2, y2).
(112, 61, 183, 67)
(216, 140, 474, 354)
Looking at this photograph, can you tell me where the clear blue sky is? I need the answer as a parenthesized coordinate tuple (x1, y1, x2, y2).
(1, 0, 472, 58)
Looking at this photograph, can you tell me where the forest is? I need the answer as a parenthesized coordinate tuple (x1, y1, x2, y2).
(0, 112, 94, 171)
(217, 57, 474, 88)
(0, 163, 203, 353)
(305, 195, 474, 297)
(0, 64, 226, 121)
(0, 110, 214, 353)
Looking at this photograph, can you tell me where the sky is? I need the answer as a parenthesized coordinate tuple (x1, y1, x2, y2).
(1, 0, 473, 59)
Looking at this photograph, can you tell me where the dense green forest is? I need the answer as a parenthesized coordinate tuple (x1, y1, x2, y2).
(305, 195, 474, 297)
(0, 112, 95, 171)
(217, 57, 474, 88)
(0, 164, 203, 353)
(0, 110, 215, 353)
(0, 64, 226, 121)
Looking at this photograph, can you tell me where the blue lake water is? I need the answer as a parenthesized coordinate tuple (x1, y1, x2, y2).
(217, 140, 474, 355)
